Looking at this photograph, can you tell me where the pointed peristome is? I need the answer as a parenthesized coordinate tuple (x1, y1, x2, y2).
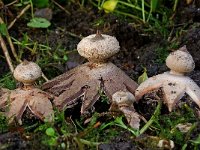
(92, 30, 104, 41)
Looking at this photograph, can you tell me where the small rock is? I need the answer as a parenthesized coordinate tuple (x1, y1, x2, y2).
(157, 139, 174, 149)
(34, 8, 53, 21)
(176, 123, 192, 133)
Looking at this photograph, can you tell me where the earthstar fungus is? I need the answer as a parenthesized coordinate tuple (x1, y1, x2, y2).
(111, 91, 140, 129)
(42, 32, 138, 114)
(0, 61, 54, 124)
(135, 46, 200, 111)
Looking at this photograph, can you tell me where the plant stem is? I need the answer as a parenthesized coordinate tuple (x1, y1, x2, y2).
(139, 100, 161, 135)
(0, 17, 21, 63)
(89, 0, 98, 7)
(100, 0, 106, 9)
(118, 1, 148, 14)
(73, 137, 84, 150)
(114, 10, 143, 23)
(5, 0, 18, 7)
(0, 34, 14, 73)
(79, 138, 100, 146)
(29, 0, 34, 18)
(51, 0, 70, 15)
(141, 0, 145, 23)
(81, 0, 85, 6)
(8, 4, 31, 29)
(173, 0, 179, 12)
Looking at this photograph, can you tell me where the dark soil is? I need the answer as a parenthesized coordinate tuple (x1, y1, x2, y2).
(99, 132, 139, 150)
(1, 1, 200, 150)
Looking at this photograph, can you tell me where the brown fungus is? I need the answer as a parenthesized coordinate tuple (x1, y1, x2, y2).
(0, 61, 54, 124)
(42, 33, 138, 114)
(135, 46, 200, 111)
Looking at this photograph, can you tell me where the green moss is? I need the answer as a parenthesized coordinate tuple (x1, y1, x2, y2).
(0, 73, 16, 90)
(151, 103, 198, 147)
(0, 114, 8, 134)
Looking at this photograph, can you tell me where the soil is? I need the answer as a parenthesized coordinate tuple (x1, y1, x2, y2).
(1, 1, 200, 150)
(99, 132, 139, 150)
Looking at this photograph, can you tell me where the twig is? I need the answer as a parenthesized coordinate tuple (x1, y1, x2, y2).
(8, 4, 31, 29)
(5, 0, 18, 7)
(0, 34, 14, 73)
(51, 0, 71, 15)
(57, 27, 83, 39)
(66, 31, 83, 39)
(42, 73, 48, 81)
(7, 33, 21, 62)
(0, 17, 21, 63)
(139, 100, 161, 135)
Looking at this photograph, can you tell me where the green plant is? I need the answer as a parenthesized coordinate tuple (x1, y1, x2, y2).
(15, 0, 51, 28)
(102, 0, 118, 13)
(11, 32, 73, 80)
(12, 33, 68, 63)
(0, 73, 16, 89)
(0, 23, 7, 36)
(91, 0, 175, 23)
(27, 17, 51, 28)
(155, 42, 178, 64)
(100, 100, 161, 137)
(45, 127, 58, 146)
(89, 0, 179, 39)
(0, 114, 8, 133)
(28, 0, 51, 28)
(32, 111, 101, 149)
(14, 0, 30, 7)
(190, 135, 200, 150)
(155, 46, 169, 64)
(151, 103, 198, 147)
(138, 67, 148, 84)
(12, 34, 51, 59)
(32, 0, 49, 8)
